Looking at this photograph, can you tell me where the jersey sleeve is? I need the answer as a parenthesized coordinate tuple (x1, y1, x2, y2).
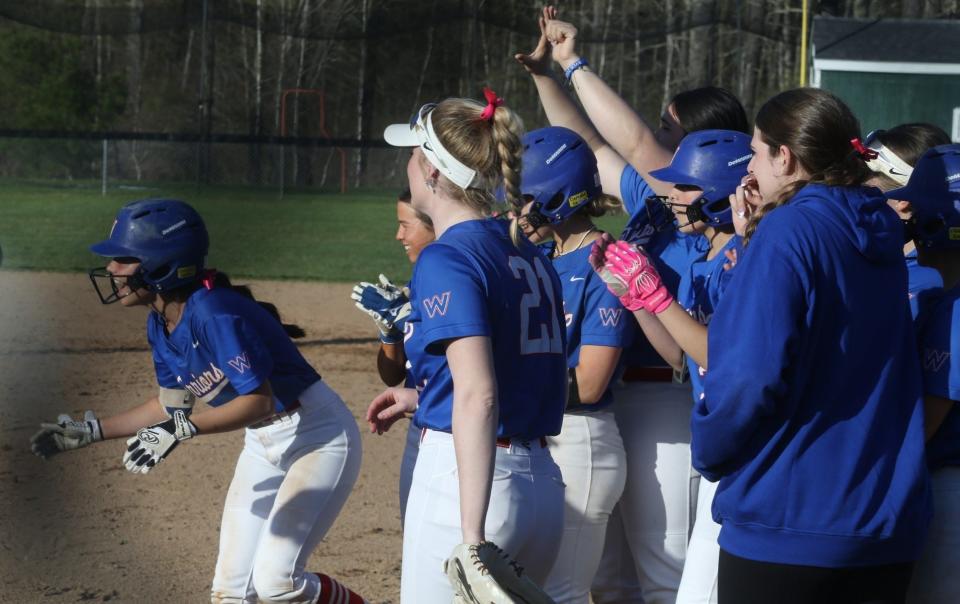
(921, 297, 960, 401)
(412, 243, 490, 349)
(146, 315, 179, 388)
(199, 313, 274, 396)
(619, 165, 654, 218)
(579, 272, 635, 348)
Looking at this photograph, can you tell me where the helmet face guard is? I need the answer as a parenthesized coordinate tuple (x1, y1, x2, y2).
(518, 202, 552, 236)
(88, 266, 151, 305)
(658, 193, 733, 229)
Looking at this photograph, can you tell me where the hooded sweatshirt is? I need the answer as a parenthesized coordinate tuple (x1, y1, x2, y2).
(693, 183, 931, 567)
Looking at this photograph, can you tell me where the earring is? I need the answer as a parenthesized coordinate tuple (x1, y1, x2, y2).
(425, 179, 436, 192)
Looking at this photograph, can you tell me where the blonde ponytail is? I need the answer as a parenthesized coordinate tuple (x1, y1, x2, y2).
(429, 92, 526, 244)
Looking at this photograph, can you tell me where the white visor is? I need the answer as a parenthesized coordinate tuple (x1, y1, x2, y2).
(384, 104, 479, 190)
(865, 138, 913, 187)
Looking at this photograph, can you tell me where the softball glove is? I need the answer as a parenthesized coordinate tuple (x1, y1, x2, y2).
(444, 541, 555, 604)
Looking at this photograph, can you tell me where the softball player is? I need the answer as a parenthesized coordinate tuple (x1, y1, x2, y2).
(883, 144, 960, 603)
(516, 126, 632, 603)
(366, 91, 568, 602)
(696, 88, 930, 602)
(593, 129, 752, 604)
(864, 124, 952, 319)
(517, 10, 750, 601)
(30, 199, 366, 604)
(352, 188, 436, 522)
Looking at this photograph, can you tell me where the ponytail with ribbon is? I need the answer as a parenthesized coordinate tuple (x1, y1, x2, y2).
(850, 138, 879, 161)
(480, 87, 504, 122)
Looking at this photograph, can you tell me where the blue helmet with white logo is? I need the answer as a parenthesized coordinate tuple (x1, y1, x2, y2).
(649, 129, 752, 227)
(520, 127, 602, 227)
(886, 144, 960, 249)
(89, 199, 209, 300)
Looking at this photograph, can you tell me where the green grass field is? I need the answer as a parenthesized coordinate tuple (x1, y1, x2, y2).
(0, 181, 629, 282)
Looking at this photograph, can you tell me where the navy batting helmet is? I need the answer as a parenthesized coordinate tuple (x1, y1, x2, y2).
(886, 144, 960, 249)
(89, 199, 209, 303)
(520, 127, 602, 229)
(649, 129, 752, 228)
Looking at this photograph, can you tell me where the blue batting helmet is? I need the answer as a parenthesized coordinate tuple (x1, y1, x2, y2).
(89, 199, 209, 299)
(649, 129, 752, 227)
(886, 144, 960, 249)
(520, 127, 602, 227)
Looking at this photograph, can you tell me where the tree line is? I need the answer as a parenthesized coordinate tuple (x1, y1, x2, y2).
(0, 0, 956, 188)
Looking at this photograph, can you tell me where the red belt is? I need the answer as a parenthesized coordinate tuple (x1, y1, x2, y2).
(622, 366, 675, 383)
(496, 436, 548, 449)
(249, 400, 301, 429)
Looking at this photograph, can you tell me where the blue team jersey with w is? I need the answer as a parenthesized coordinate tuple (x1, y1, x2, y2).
(552, 245, 635, 410)
(677, 236, 739, 402)
(619, 165, 709, 367)
(147, 287, 320, 413)
(405, 218, 567, 439)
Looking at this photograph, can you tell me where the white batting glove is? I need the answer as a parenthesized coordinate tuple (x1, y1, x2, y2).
(123, 410, 197, 474)
(31, 410, 103, 459)
(351, 274, 412, 344)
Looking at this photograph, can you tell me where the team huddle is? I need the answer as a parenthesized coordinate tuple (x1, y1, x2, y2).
(26, 6, 960, 604)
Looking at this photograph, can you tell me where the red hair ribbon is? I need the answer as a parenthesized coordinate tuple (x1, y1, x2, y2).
(850, 138, 878, 161)
(480, 87, 504, 122)
(201, 269, 218, 290)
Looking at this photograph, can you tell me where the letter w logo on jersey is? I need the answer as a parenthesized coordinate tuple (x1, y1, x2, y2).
(227, 352, 251, 374)
(598, 307, 623, 327)
(924, 348, 950, 373)
(422, 292, 451, 318)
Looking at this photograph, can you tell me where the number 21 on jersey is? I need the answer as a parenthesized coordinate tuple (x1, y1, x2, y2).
(509, 255, 563, 355)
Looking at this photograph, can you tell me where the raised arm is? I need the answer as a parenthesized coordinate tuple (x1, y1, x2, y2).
(515, 6, 625, 195)
(543, 11, 675, 195)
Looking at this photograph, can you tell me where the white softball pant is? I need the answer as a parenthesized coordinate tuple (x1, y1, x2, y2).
(676, 475, 720, 604)
(592, 380, 696, 604)
(209, 380, 362, 604)
(400, 429, 565, 603)
(398, 419, 420, 526)
(543, 410, 628, 603)
(907, 466, 960, 603)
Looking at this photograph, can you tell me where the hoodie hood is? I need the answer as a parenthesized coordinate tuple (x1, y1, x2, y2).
(794, 183, 904, 264)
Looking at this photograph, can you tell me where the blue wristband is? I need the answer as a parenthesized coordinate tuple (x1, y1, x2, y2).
(564, 58, 589, 82)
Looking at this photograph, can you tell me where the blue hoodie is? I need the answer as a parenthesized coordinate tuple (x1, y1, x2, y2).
(693, 184, 931, 567)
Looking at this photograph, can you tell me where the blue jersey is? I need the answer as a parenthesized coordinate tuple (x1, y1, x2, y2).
(147, 287, 320, 413)
(906, 248, 943, 321)
(920, 286, 960, 469)
(405, 218, 567, 439)
(618, 165, 708, 367)
(552, 245, 636, 410)
(677, 236, 739, 402)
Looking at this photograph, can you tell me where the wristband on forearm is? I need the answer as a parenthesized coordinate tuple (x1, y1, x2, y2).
(564, 58, 589, 82)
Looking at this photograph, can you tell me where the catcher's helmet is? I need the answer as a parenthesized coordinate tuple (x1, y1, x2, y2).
(886, 144, 960, 249)
(520, 127, 602, 229)
(89, 199, 208, 303)
(649, 129, 752, 228)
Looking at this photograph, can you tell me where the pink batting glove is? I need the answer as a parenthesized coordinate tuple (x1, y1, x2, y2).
(589, 234, 628, 299)
(603, 241, 673, 313)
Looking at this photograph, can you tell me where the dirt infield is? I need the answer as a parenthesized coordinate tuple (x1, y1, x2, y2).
(0, 271, 407, 603)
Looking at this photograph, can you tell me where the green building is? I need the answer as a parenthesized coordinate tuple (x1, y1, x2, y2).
(812, 16, 960, 140)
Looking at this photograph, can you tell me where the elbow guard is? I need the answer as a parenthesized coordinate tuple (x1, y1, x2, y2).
(159, 387, 196, 417)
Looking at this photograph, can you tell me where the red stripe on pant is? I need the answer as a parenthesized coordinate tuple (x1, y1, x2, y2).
(315, 573, 367, 604)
